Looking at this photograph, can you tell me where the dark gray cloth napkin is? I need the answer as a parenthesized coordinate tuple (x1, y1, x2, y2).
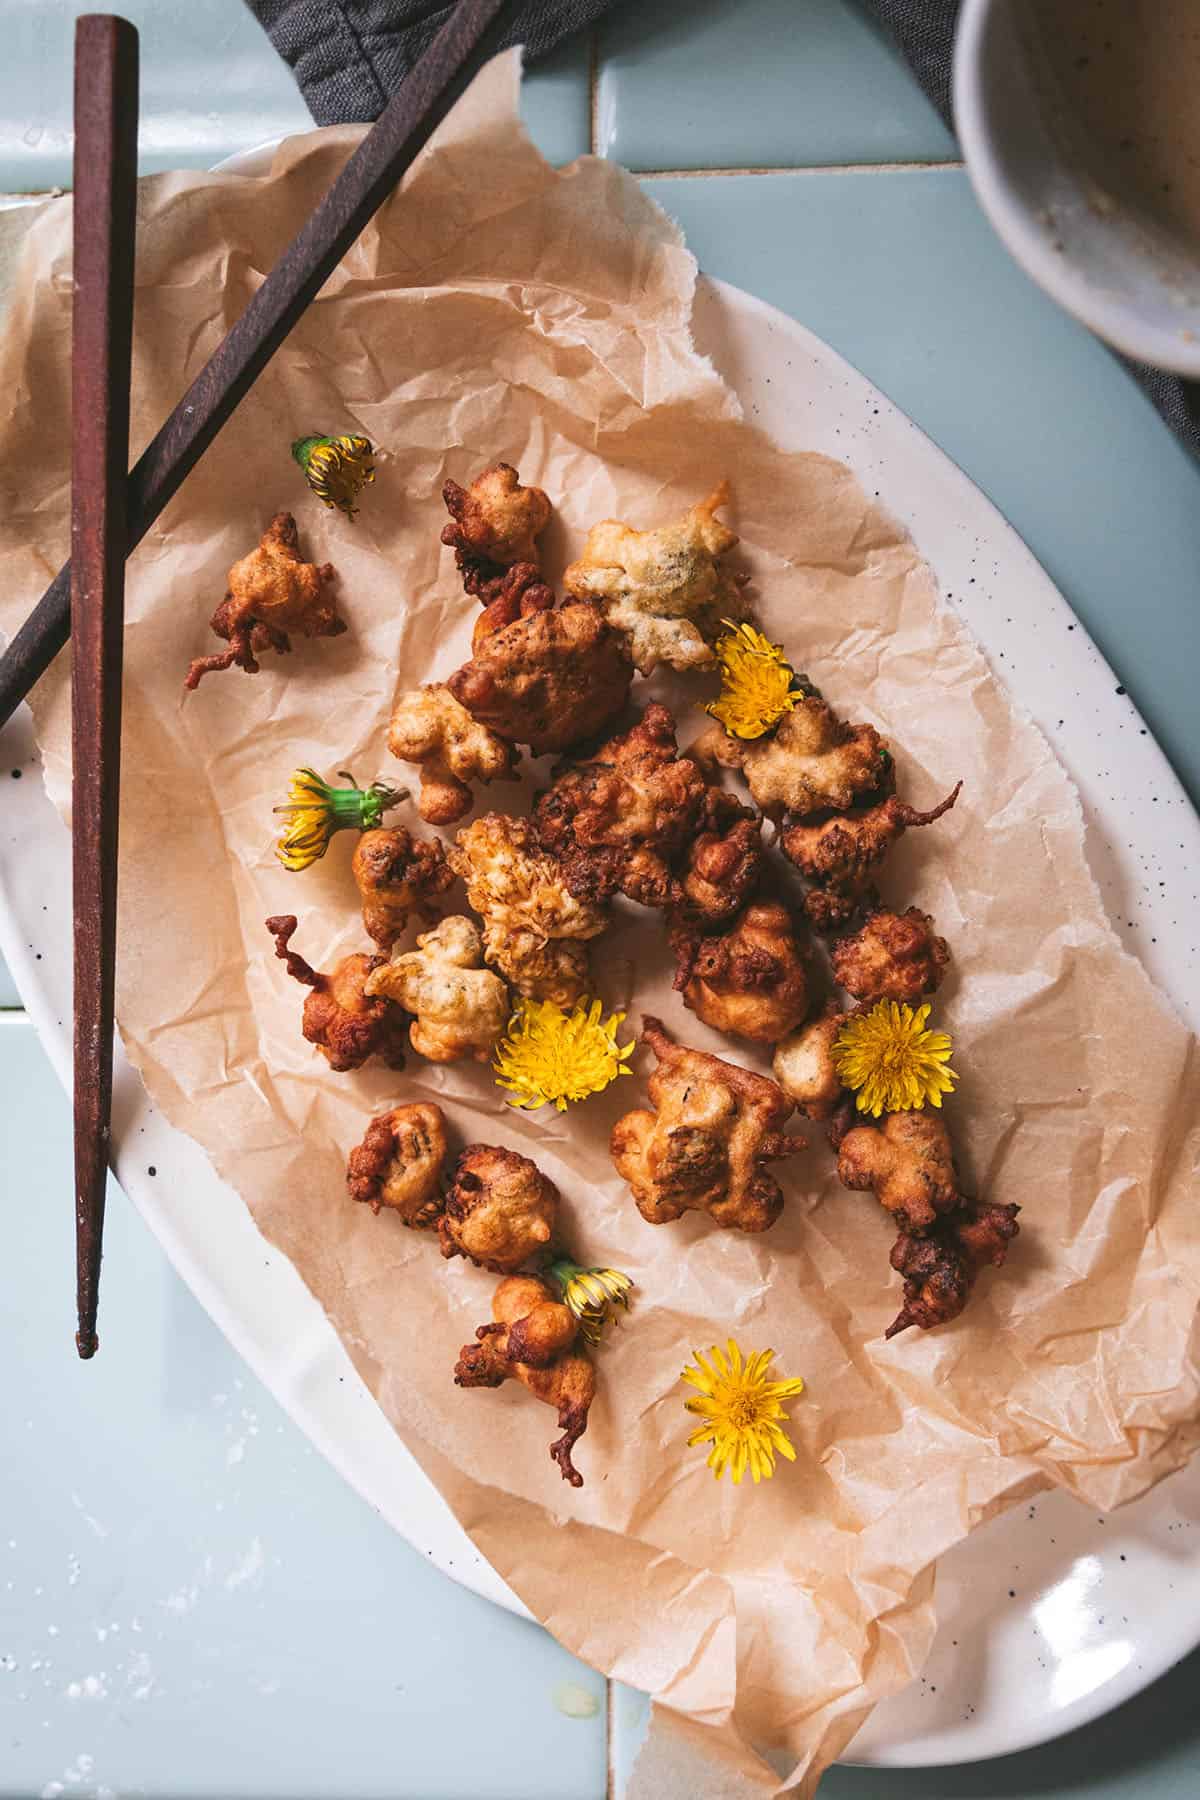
(243, 0, 1199, 458)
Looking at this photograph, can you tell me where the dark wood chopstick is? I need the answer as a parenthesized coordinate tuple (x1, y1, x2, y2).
(0, 0, 513, 728)
(71, 13, 140, 1359)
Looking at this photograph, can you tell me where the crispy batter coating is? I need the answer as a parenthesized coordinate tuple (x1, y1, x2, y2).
(771, 1001, 849, 1119)
(563, 481, 744, 674)
(832, 906, 950, 1004)
(387, 683, 517, 825)
(439, 1145, 559, 1272)
(469, 563, 555, 652)
(449, 813, 608, 1005)
(610, 1016, 806, 1232)
(782, 782, 962, 930)
(264, 914, 407, 1072)
(836, 1110, 960, 1233)
(693, 697, 889, 821)
(448, 602, 633, 756)
(677, 787, 765, 927)
(185, 513, 344, 688)
(673, 901, 809, 1044)
(886, 1200, 1021, 1337)
(346, 1103, 449, 1221)
(533, 703, 707, 909)
(441, 463, 552, 593)
(454, 1274, 594, 1487)
(364, 916, 510, 1063)
(351, 826, 454, 950)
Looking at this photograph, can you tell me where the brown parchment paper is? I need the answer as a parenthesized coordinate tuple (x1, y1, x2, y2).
(2, 55, 1199, 1797)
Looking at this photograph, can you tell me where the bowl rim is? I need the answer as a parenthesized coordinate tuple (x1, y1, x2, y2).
(953, 0, 1200, 380)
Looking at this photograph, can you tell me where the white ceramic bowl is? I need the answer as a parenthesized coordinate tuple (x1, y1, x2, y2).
(954, 0, 1200, 377)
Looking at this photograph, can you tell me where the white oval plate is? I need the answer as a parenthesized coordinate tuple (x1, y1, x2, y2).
(2, 239, 1198, 1766)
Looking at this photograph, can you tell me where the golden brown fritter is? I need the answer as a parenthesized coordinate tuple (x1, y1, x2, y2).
(441, 463, 552, 595)
(448, 602, 633, 756)
(454, 1274, 595, 1487)
(886, 1200, 1020, 1338)
(346, 1103, 448, 1222)
(470, 563, 555, 652)
(673, 901, 809, 1044)
(563, 481, 744, 674)
(387, 683, 518, 826)
(782, 782, 962, 931)
(771, 1001, 849, 1120)
(185, 513, 344, 689)
(677, 787, 765, 927)
(439, 1145, 559, 1272)
(449, 813, 609, 1006)
(832, 906, 950, 1004)
(264, 915, 407, 1072)
(364, 916, 510, 1063)
(533, 703, 708, 909)
(693, 696, 890, 821)
(610, 1016, 806, 1232)
(836, 1110, 960, 1233)
(352, 826, 454, 950)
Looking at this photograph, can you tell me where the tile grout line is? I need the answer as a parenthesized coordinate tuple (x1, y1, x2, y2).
(606, 1674, 614, 1799)
(588, 26, 600, 158)
(635, 159, 965, 179)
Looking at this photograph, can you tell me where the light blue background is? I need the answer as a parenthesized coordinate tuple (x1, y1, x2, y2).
(1, 2, 1197, 1795)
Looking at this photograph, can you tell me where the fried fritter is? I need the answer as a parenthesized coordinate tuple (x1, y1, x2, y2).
(782, 782, 962, 931)
(185, 513, 344, 689)
(387, 683, 517, 825)
(886, 1200, 1021, 1338)
(563, 481, 744, 674)
(449, 813, 609, 1005)
(439, 1145, 559, 1272)
(364, 916, 510, 1063)
(673, 901, 809, 1044)
(346, 1102, 449, 1222)
(693, 696, 889, 821)
(533, 703, 707, 909)
(832, 906, 950, 1004)
(441, 463, 552, 596)
(611, 1016, 806, 1232)
(677, 787, 765, 927)
(836, 1110, 960, 1233)
(469, 562, 555, 652)
(771, 1001, 849, 1120)
(448, 601, 633, 756)
(264, 914, 407, 1073)
(454, 1274, 594, 1487)
(351, 826, 454, 950)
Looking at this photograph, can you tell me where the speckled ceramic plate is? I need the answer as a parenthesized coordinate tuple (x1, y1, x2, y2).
(2, 204, 1198, 1766)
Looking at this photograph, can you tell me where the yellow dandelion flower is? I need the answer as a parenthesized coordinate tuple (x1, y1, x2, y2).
(273, 766, 405, 872)
(833, 1000, 957, 1118)
(704, 620, 814, 740)
(291, 433, 376, 520)
(493, 996, 634, 1112)
(682, 1339, 805, 1485)
(548, 1259, 633, 1345)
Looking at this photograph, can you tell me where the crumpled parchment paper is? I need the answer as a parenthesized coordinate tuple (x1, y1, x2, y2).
(1, 53, 1197, 1799)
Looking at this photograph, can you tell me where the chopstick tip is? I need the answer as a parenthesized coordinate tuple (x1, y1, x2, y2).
(75, 1326, 99, 1360)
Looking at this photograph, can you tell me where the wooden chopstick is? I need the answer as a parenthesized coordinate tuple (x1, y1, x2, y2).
(71, 13, 140, 1359)
(0, 0, 513, 727)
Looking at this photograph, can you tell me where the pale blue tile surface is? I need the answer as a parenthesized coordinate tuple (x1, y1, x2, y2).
(642, 168, 1200, 807)
(0, 1018, 607, 1800)
(0, 0, 309, 190)
(5, 2, 1200, 1795)
(519, 31, 594, 167)
(597, 0, 957, 170)
(0, 0, 590, 191)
